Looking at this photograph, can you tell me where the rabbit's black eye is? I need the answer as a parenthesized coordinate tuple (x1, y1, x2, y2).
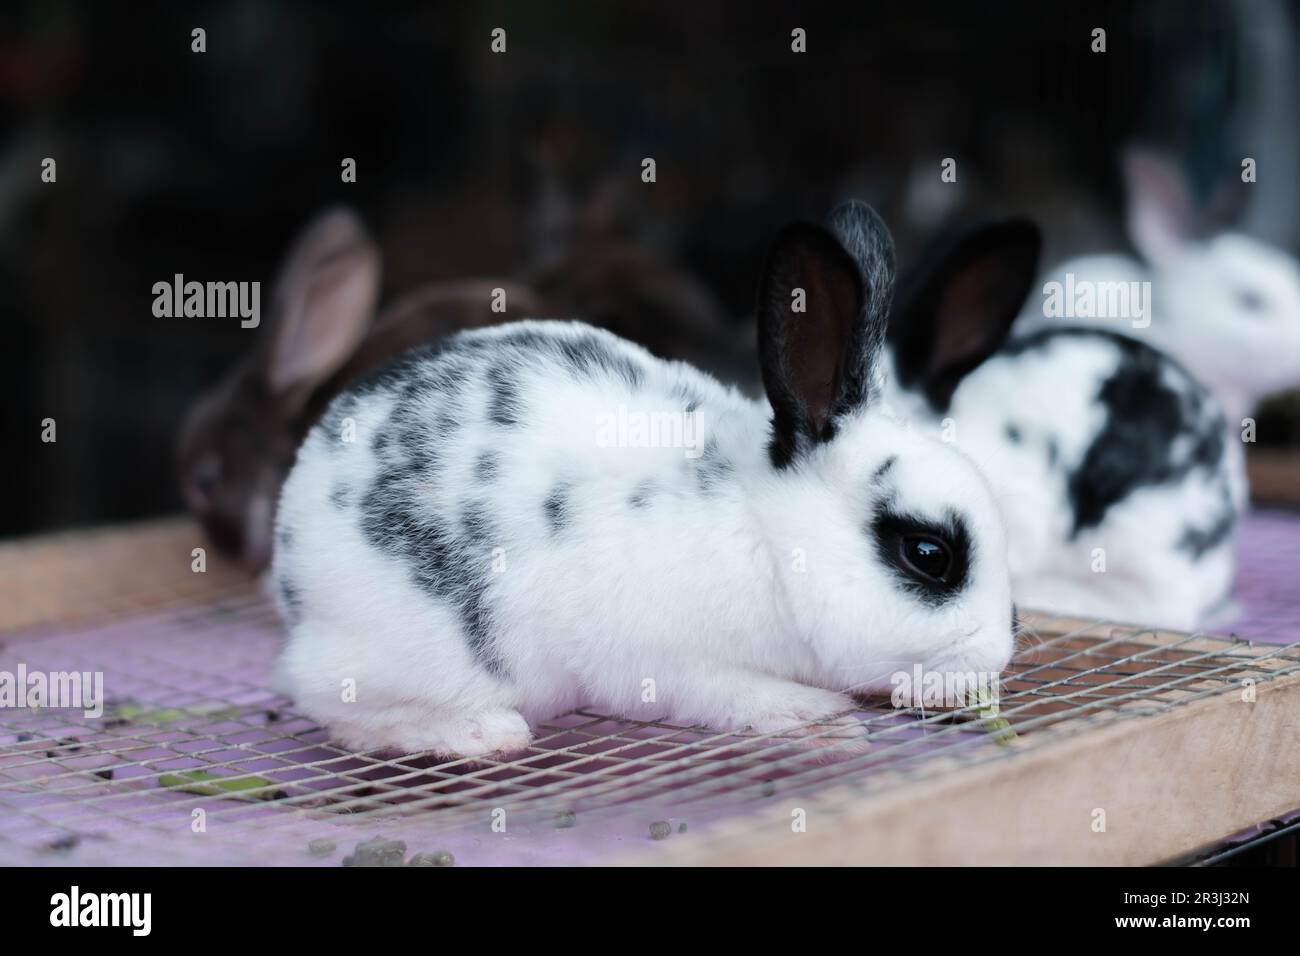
(901, 535, 953, 583)
(871, 506, 972, 606)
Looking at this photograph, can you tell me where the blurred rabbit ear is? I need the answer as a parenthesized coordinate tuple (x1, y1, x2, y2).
(889, 219, 1040, 412)
(263, 207, 381, 399)
(1122, 148, 1196, 268)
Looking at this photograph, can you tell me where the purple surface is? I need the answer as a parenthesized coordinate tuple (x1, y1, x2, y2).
(0, 598, 935, 865)
(1225, 509, 1300, 644)
(0, 508, 1296, 865)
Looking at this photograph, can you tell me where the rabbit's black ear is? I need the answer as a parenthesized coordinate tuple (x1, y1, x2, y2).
(757, 203, 894, 468)
(888, 219, 1040, 412)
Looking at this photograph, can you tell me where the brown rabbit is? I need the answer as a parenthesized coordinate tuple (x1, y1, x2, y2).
(177, 209, 381, 570)
(177, 205, 743, 571)
(176, 209, 545, 571)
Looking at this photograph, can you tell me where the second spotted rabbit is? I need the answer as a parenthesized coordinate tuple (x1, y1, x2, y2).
(875, 208, 1241, 630)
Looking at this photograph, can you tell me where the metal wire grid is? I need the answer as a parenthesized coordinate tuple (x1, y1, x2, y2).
(3, 581, 1298, 865)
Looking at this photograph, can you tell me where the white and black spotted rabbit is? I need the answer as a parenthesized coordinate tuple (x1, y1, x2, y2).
(272, 202, 1017, 756)
(875, 212, 1242, 631)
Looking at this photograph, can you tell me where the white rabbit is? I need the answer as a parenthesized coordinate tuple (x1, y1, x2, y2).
(271, 202, 1016, 756)
(1016, 149, 1300, 428)
(874, 210, 1242, 632)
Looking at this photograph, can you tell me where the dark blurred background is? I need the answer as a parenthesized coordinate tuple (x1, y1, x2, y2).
(2, 0, 1297, 537)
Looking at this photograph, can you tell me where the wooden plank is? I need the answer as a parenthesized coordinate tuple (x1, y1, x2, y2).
(0, 516, 251, 631)
(630, 666, 1300, 865)
(1247, 448, 1300, 507)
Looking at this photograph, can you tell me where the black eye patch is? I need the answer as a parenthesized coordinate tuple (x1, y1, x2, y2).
(870, 505, 972, 606)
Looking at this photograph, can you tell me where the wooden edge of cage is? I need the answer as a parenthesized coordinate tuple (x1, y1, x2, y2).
(0, 516, 253, 632)
(623, 664, 1300, 866)
(1246, 448, 1300, 508)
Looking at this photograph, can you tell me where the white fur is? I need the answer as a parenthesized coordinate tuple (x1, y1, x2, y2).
(272, 320, 1014, 755)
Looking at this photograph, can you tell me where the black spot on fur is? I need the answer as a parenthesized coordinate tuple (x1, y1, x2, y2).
(629, 479, 656, 509)
(1179, 511, 1235, 560)
(475, 451, 499, 483)
(360, 483, 505, 674)
(359, 468, 412, 551)
(671, 382, 706, 412)
(329, 484, 353, 509)
(487, 363, 523, 427)
(458, 590, 495, 666)
(1178, 483, 1237, 560)
(351, 345, 508, 674)
(1045, 438, 1060, 467)
(279, 576, 303, 624)
(466, 328, 647, 430)
(1004, 423, 1022, 444)
(1023, 330, 1229, 535)
(555, 331, 645, 388)
(430, 412, 458, 443)
(276, 524, 293, 551)
(544, 483, 571, 533)
(456, 501, 503, 660)
(871, 503, 973, 607)
(460, 499, 493, 541)
(872, 456, 898, 484)
(371, 394, 446, 490)
(694, 439, 734, 494)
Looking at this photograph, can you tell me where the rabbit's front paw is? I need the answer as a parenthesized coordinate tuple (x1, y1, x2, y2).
(340, 707, 533, 759)
(733, 685, 868, 756)
(736, 685, 856, 734)
(431, 708, 533, 758)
